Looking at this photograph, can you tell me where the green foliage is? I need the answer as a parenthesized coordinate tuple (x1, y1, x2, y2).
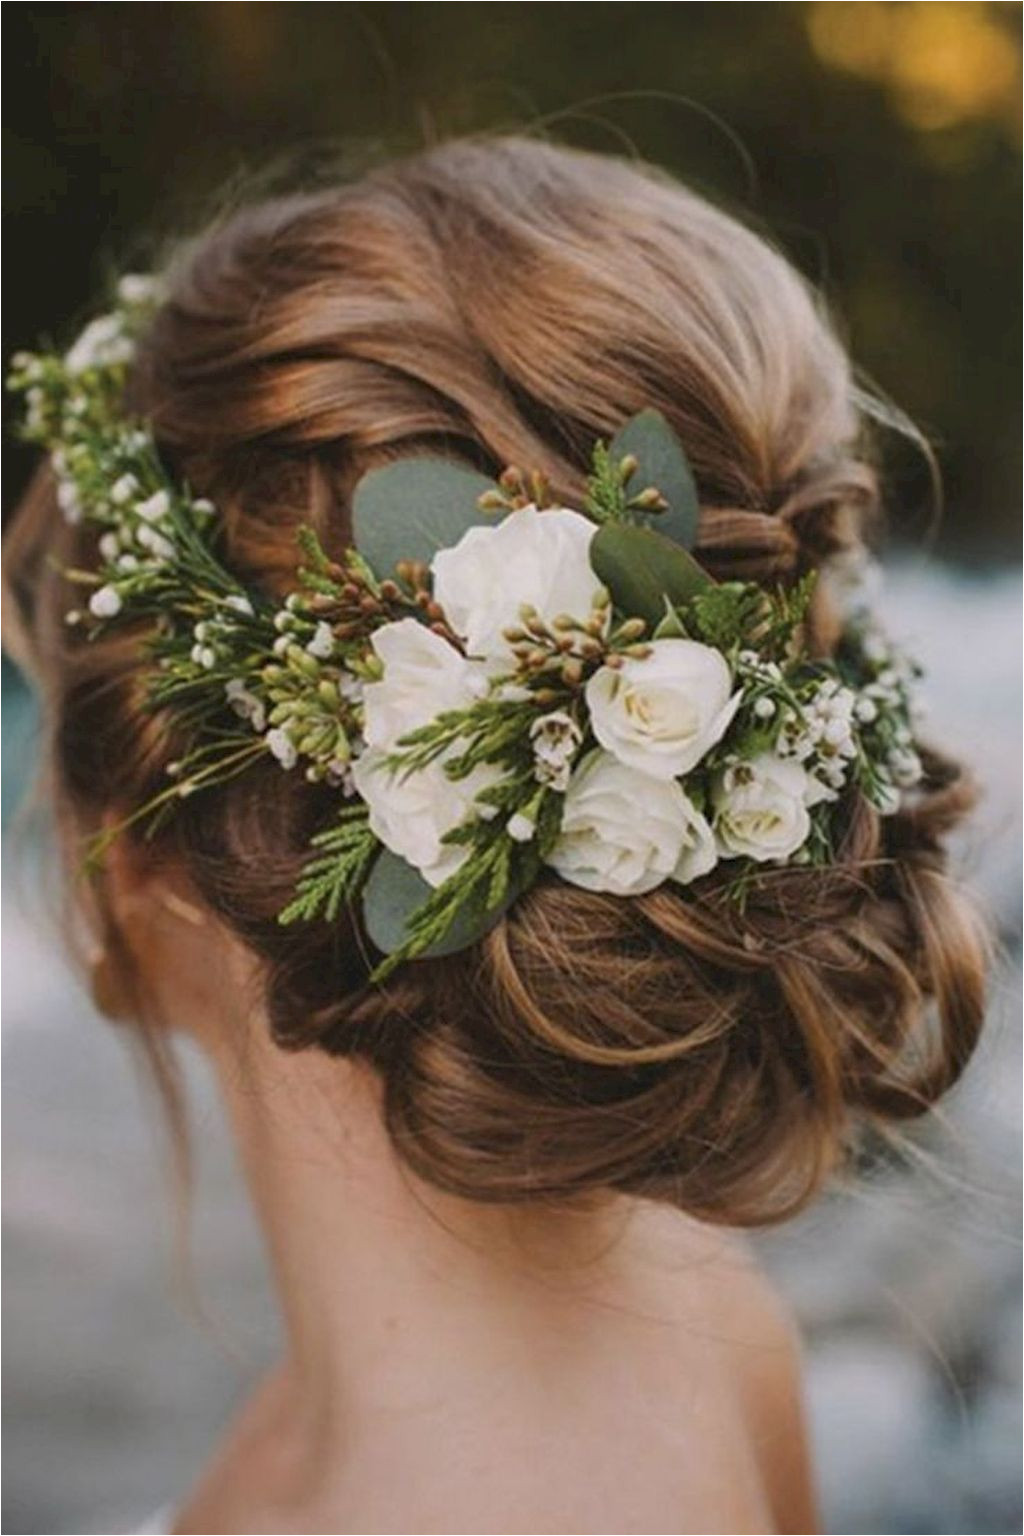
(686, 582, 768, 650)
(279, 806, 378, 926)
(352, 458, 498, 579)
(361, 845, 515, 964)
(607, 408, 700, 549)
(584, 441, 631, 523)
(386, 694, 538, 781)
(680, 571, 817, 658)
(364, 787, 560, 978)
(590, 521, 712, 625)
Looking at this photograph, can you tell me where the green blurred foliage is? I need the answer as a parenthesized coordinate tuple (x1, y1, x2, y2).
(4, 1, 1020, 561)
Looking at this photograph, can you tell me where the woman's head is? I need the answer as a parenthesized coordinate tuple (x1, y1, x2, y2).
(7, 135, 987, 1224)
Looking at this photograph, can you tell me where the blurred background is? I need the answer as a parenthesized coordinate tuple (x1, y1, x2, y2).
(3, 4, 1021, 1533)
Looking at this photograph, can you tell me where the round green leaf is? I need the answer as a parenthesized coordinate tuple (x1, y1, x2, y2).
(362, 847, 513, 961)
(352, 458, 499, 580)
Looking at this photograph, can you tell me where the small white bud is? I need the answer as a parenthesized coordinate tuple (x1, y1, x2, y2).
(823, 718, 851, 747)
(117, 273, 159, 306)
(57, 480, 82, 523)
(306, 621, 335, 660)
(507, 812, 536, 843)
(88, 585, 123, 618)
(267, 727, 298, 770)
(136, 489, 170, 523)
(753, 696, 776, 720)
(111, 473, 139, 505)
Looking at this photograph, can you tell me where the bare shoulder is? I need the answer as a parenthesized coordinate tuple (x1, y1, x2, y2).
(627, 1211, 819, 1535)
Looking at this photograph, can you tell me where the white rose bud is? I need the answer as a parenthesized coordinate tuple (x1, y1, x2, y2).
(586, 639, 741, 780)
(546, 751, 717, 896)
(431, 505, 603, 661)
(713, 754, 816, 863)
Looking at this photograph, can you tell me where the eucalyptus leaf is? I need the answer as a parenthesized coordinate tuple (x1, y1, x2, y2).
(609, 408, 700, 550)
(591, 522, 713, 627)
(352, 458, 498, 580)
(362, 847, 513, 960)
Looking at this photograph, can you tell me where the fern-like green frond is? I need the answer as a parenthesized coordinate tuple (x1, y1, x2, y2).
(279, 806, 378, 926)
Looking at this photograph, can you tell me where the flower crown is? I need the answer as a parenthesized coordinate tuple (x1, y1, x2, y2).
(9, 280, 924, 980)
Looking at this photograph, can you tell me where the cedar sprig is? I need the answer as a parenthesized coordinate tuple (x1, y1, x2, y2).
(279, 806, 379, 926)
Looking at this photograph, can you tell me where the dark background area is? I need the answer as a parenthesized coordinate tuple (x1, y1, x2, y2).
(4, 1, 1021, 562)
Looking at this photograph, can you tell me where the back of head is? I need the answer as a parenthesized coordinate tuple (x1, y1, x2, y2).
(8, 136, 987, 1224)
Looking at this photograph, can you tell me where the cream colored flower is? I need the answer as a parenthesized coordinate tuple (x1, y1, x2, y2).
(431, 505, 602, 661)
(586, 639, 740, 780)
(352, 619, 497, 886)
(546, 751, 717, 896)
(713, 754, 815, 863)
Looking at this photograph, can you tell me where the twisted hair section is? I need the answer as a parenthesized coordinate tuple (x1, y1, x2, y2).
(7, 137, 987, 1220)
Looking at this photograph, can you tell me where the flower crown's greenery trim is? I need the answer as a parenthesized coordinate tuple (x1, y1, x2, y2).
(278, 805, 377, 927)
(9, 283, 926, 984)
(587, 407, 700, 548)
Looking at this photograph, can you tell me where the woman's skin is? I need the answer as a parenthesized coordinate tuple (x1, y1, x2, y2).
(114, 856, 819, 1536)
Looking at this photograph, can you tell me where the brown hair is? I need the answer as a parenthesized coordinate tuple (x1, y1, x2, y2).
(7, 136, 988, 1224)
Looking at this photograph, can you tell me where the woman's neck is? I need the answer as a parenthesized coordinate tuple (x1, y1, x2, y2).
(207, 1016, 635, 1439)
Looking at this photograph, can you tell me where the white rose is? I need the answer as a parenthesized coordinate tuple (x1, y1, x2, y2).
(586, 639, 741, 780)
(352, 619, 496, 886)
(546, 751, 717, 897)
(431, 505, 602, 661)
(352, 749, 495, 886)
(713, 754, 816, 863)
